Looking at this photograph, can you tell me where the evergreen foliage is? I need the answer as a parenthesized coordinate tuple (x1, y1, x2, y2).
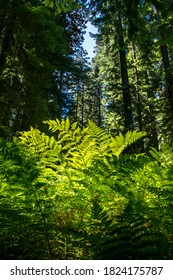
(0, 0, 86, 137)
(89, 0, 173, 144)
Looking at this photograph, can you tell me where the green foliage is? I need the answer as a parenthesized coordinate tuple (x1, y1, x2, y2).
(44, 0, 79, 13)
(1, 119, 173, 259)
(94, 204, 170, 260)
(0, 0, 87, 137)
(89, 0, 173, 145)
(1, 0, 173, 260)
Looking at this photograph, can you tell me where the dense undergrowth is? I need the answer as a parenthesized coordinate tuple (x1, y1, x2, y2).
(0, 119, 173, 259)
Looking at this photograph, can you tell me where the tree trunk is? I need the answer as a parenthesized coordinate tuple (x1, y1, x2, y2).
(97, 89, 102, 127)
(152, 5, 173, 117)
(145, 71, 159, 150)
(131, 44, 143, 132)
(131, 44, 144, 151)
(118, 18, 134, 131)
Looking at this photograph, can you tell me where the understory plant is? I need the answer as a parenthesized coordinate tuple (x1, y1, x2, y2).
(0, 119, 173, 259)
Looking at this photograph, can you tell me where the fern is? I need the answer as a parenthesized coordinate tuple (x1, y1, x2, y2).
(19, 128, 59, 154)
(110, 130, 147, 156)
(1, 120, 173, 259)
(93, 203, 171, 260)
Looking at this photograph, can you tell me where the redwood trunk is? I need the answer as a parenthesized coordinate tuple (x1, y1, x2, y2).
(118, 32, 134, 131)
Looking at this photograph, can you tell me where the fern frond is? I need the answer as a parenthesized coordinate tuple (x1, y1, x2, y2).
(88, 121, 111, 154)
(111, 130, 147, 156)
(19, 129, 58, 155)
(150, 145, 173, 167)
(94, 204, 170, 260)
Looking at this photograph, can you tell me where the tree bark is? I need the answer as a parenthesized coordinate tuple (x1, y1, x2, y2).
(152, 5, 173, 117)
(118, 16, 134, 131)
(132, 44, 143, 132)
(145, 70, 159, 150)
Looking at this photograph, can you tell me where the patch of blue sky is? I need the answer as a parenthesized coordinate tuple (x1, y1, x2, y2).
(82, 22, 97, 60)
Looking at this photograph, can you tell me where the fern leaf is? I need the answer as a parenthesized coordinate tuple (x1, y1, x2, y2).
(111, 130, 147, 156)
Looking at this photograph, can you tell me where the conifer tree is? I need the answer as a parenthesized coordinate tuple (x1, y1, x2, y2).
(0, 0, 86, 138)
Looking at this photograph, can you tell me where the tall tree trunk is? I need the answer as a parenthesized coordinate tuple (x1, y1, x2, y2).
(145, 70, 159, 150)
(97, 90, 102, 127)
(152, 5, 173, 117)
(75, 90, 79, 122)
(59, 70, 63, 117)
(118, 16, 134, 131)
(131, 44, 144, 151)
(131, 44, 143, 132)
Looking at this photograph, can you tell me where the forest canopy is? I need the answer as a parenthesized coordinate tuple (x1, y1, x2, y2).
(0, 0, 173, 259)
